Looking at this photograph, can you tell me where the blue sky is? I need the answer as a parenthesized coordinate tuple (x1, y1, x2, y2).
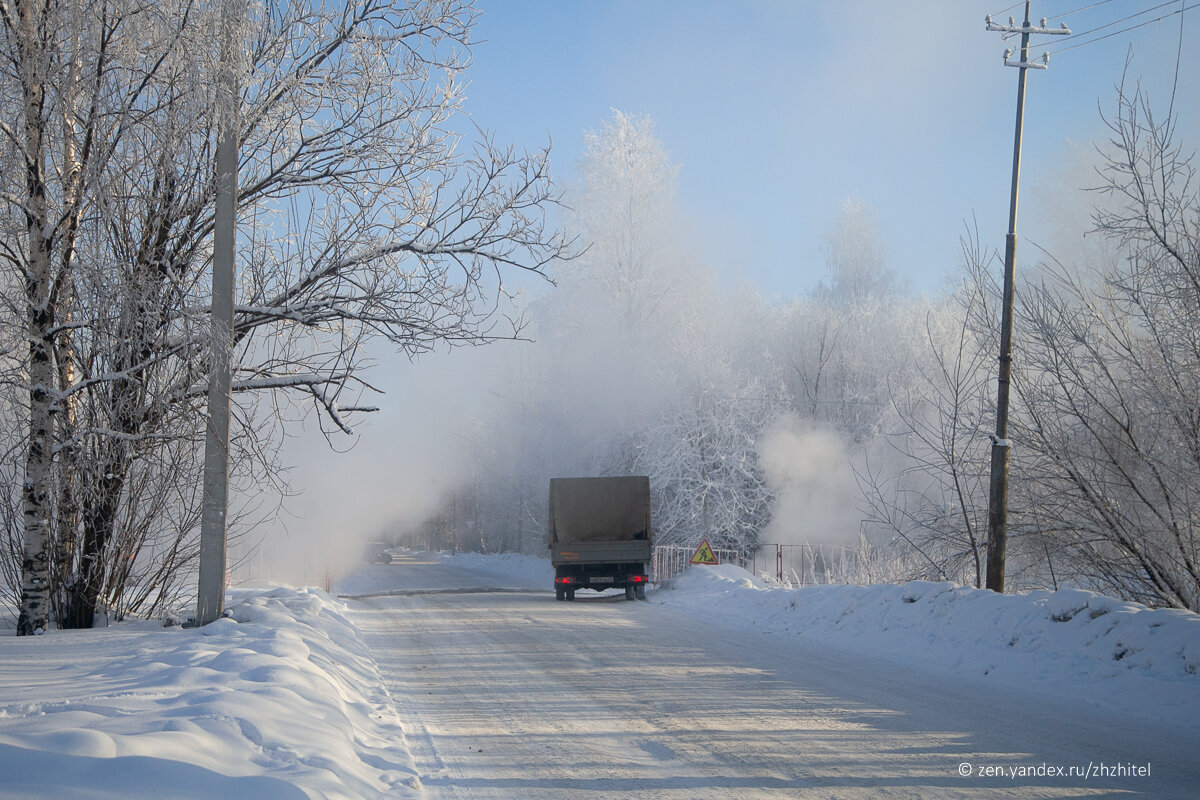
(459, 0, 1199, 298)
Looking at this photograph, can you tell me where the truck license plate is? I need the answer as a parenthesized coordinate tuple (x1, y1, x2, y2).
(592, 576, 613, 583)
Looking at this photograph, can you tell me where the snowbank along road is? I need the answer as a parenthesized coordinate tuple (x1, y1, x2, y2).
(347, 554, 1200, 799)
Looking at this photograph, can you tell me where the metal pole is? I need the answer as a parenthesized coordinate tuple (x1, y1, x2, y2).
(195, 4, 239, 626)
(985, 1, 1032, 594)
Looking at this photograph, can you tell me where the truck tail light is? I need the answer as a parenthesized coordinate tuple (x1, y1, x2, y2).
(555, 576, 574, 586)
(628, 574, 646, 583)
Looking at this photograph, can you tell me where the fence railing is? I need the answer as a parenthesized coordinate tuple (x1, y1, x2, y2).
(652, 542, 860, 586)
(652, 544, 747, 584)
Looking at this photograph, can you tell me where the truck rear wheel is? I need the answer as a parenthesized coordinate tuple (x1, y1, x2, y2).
(555, 588, 565, 601)
(566, 588, 576, 601)
(636, 584, 647, 600)
(625, 585, 636, 601)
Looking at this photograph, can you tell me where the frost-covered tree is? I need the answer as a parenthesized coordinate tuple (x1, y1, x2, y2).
(0, 0, 131, 634)
(636, 279, 779, 552)
(570, 110, 682, 327)
(765, 201, 911, 445)
(860, 276, 993, 587)
(1012, 83, 1200, 609)
(2, 0, 568, 633)
(817, 198, 897, 307)
(918, 79, 1200, 610)
(530, 110, 686, 473)
(769, 293, 918, 445)
(427, 111, 788, 556)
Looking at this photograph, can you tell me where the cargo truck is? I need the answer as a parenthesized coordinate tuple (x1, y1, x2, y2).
(548, 476, 651, 601)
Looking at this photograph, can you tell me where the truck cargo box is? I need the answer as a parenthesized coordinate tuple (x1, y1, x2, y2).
(547, 476, 652, 601)
(548, 476, 651, 547)
(550, 539, 652, 565)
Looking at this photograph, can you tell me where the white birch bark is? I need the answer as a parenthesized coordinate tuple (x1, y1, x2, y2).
(7, 0, 56, 635)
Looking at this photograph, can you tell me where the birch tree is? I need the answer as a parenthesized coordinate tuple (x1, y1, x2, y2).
(2, 0, 569, 632)
(0, 0, 98, 635)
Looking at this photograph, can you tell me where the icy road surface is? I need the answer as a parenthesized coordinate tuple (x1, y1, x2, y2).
(348, 556, 1199, 799)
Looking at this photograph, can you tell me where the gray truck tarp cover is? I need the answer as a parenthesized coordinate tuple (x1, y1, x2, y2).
(548, 476, 651, 543)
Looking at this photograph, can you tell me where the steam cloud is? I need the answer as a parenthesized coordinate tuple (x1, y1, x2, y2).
(759, 415, 859, 546)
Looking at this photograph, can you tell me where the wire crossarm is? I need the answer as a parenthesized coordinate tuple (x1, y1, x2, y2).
(1004, 51, 1052, 69)
(985, 15, 1071, 35)
(988, 14, 1069, 69)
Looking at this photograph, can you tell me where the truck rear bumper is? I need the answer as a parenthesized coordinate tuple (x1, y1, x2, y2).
(554, 572, 648, 601)
(554, 573, 647, 590)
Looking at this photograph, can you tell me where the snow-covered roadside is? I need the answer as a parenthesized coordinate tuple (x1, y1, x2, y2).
(664, 564, 1200, 733)
(0, 588, 421, 800)
(2, 552, 1198, 799)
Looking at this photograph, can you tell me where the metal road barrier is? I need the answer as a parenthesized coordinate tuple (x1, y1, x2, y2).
(652, 543, 861, 586)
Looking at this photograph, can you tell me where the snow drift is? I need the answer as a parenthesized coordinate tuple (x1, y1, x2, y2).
(668, 564, 1200, 731)
(0, 588, 420, 800)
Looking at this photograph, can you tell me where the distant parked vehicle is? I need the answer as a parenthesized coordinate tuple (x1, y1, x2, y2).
(547, 476, 651, 601)
(366, 541, 392, 564)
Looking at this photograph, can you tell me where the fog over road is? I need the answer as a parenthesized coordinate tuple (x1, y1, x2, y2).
(348, 556, 1198, 799)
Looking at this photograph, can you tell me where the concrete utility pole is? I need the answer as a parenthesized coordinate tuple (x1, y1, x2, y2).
(983, 3, 1068, 593)
(195, 3, 241, 626)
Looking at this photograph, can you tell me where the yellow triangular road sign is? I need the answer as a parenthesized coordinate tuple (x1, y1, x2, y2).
(690, 538, 719, 565)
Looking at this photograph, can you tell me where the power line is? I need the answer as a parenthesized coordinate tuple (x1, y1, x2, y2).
(1043, 0, 1118, 21)
(990, 1, 1030, 17)
(990, 0, 1117, 26)
(1168, 0, 1186, 121)
(1049, 0, 1177, 41)
(1044, 1, 1197, 54)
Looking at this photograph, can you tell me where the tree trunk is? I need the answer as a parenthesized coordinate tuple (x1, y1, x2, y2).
(62, 470, 124, 628)
(51, 0, 86, 626)
(15, 0, 57, 636)
(18, 307, 55, 635)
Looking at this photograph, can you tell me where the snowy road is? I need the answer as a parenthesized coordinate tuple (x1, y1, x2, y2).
(348, 556, 1199, 799)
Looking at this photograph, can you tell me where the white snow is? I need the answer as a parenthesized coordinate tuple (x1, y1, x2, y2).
(1, 553, 1196, 799)
(0, 587, 421, 800)
(665, 564, 1200, 732)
